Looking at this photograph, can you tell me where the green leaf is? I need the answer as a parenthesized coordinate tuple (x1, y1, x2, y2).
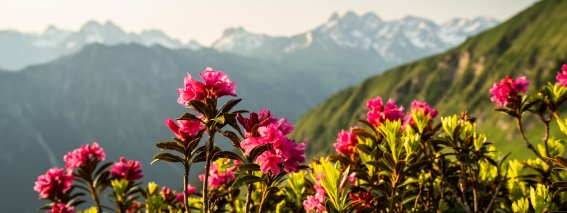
(221, 130, 242, 150)
(152, 153, 184, 164)
(212, 150, 244, 162)
(238, 163, 261, 173)
(190, 100, 210, 117)
(357, 144, 373, 154)
(155, 141, 185, 154)
(219, 99, 242, 114)
(231, 174, 264, 189)
(248, 144, 272, 160)
(178, 113, 202, 121)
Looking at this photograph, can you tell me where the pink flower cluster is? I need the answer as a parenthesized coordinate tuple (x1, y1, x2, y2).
(174, 184, 197, 202)
(161, 186, 174, 199)
(34, 168, 73, 199)
(177, 67, 237, 105)
(110, 157, 143, 181)
(237, 109, 306, 174)
(63, 142, 105, 172)
(489, 75, 529, 107)
(366, 97, 405, 127)
(48, 203, 75, 213)
(304, 173, 326, 212)
(333, 127, 358, 156)
(199, 159, 237, 188)
(406, 100, 438, 125)
(165, 116, 204, 141)
(556, 64, 567, 87)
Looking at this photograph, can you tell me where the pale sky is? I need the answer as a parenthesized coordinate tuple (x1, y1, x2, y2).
(0, 0, 538, 45)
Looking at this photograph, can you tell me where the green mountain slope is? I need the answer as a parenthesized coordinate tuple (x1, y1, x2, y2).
(294, 0, 567, 158)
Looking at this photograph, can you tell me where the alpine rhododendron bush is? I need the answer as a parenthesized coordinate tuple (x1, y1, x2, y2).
(34, 66, 567, 212)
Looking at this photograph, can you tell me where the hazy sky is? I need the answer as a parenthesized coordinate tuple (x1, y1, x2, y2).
(0, 0, 538, 45)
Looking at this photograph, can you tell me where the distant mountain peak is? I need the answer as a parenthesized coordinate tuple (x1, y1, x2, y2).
(211, 11, 498, 61)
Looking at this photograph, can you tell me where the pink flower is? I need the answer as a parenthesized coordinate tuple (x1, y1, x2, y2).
(165, 117, 203, 141)
(177, 67, 236, 105)
(256, 150, 283, 174)
(161, 186, 173, 199)
(366, 97, 405, 126)
(48, 203, 75, 213)
(34, 168, 73, 199)
(407, 100, 438, 124)
(110, 157, 143, 181)
(304, 196, 325, 212)
(556, 64, 567, 87)
(64, 142, 105, 172)
(489, 76, 530, 107)
(240, 136, 267, 155)
(304, 173, 326, 212)
(174, 184, 196, 202)
(186, 184, 196, 195)
(237, 109, 277, 134)
(348, 172, 357, 184)
(238, 110, 304, 174)
(175, 193, 185, 202)
(334, 127, 358, 156)
(199, 160, 237, 188)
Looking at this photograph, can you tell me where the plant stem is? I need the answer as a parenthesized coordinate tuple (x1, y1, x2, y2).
(87, 181, 102, 213)
(183, 160, 191, 213)
(202, 129, 216, 213)
(483, 175, 505, 213)
(244, 184, 253, 213)
(515, 115, 544, 160)
(438, 160, 470, 213)
(472, 182, 478, 213)
(257, 187, 267, 213)
(458, 181, 472, 213)
(540, 115, 551, 158)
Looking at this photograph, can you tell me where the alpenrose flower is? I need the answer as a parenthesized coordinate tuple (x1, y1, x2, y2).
(257, 150, 283, 174)
(63, 142, 105, 172)
(236, 109, 277, 134)
(110, 157, 143, 181)
(48, 203, 75, 213)
(556, 64, 567, 87)
(333, 127, 358, 156)
(304, 173, 326, 212)
(165, 116, 204, 141)
(175, 184, 197, 202)
(489, 75, 529, 107)
(238, 109, 306, 174)
(199, 159, 237, 188)
(366, 97, 405, 126)
(407, 100, 438, 124)
(34, 168, 73, 199)
(177, 67, 237, 105)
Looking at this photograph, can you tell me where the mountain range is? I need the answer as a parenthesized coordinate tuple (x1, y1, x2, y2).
(0, 12, 498, 212)
(292, 0, 567, 159)
(0, 21, 201, 70)
(0, 13, 497, 71)
(213, 12, 498, 63)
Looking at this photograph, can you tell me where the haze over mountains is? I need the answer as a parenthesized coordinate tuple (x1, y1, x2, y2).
(0, 11, 497, 212)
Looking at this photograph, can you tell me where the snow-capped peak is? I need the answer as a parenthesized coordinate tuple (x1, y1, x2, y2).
(212, 27, 268, 53)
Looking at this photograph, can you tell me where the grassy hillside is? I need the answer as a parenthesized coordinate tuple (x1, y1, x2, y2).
(294, 0, 567, 159)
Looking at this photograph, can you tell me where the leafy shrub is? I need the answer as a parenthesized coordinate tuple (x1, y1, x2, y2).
(34, 65, 567, 212)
